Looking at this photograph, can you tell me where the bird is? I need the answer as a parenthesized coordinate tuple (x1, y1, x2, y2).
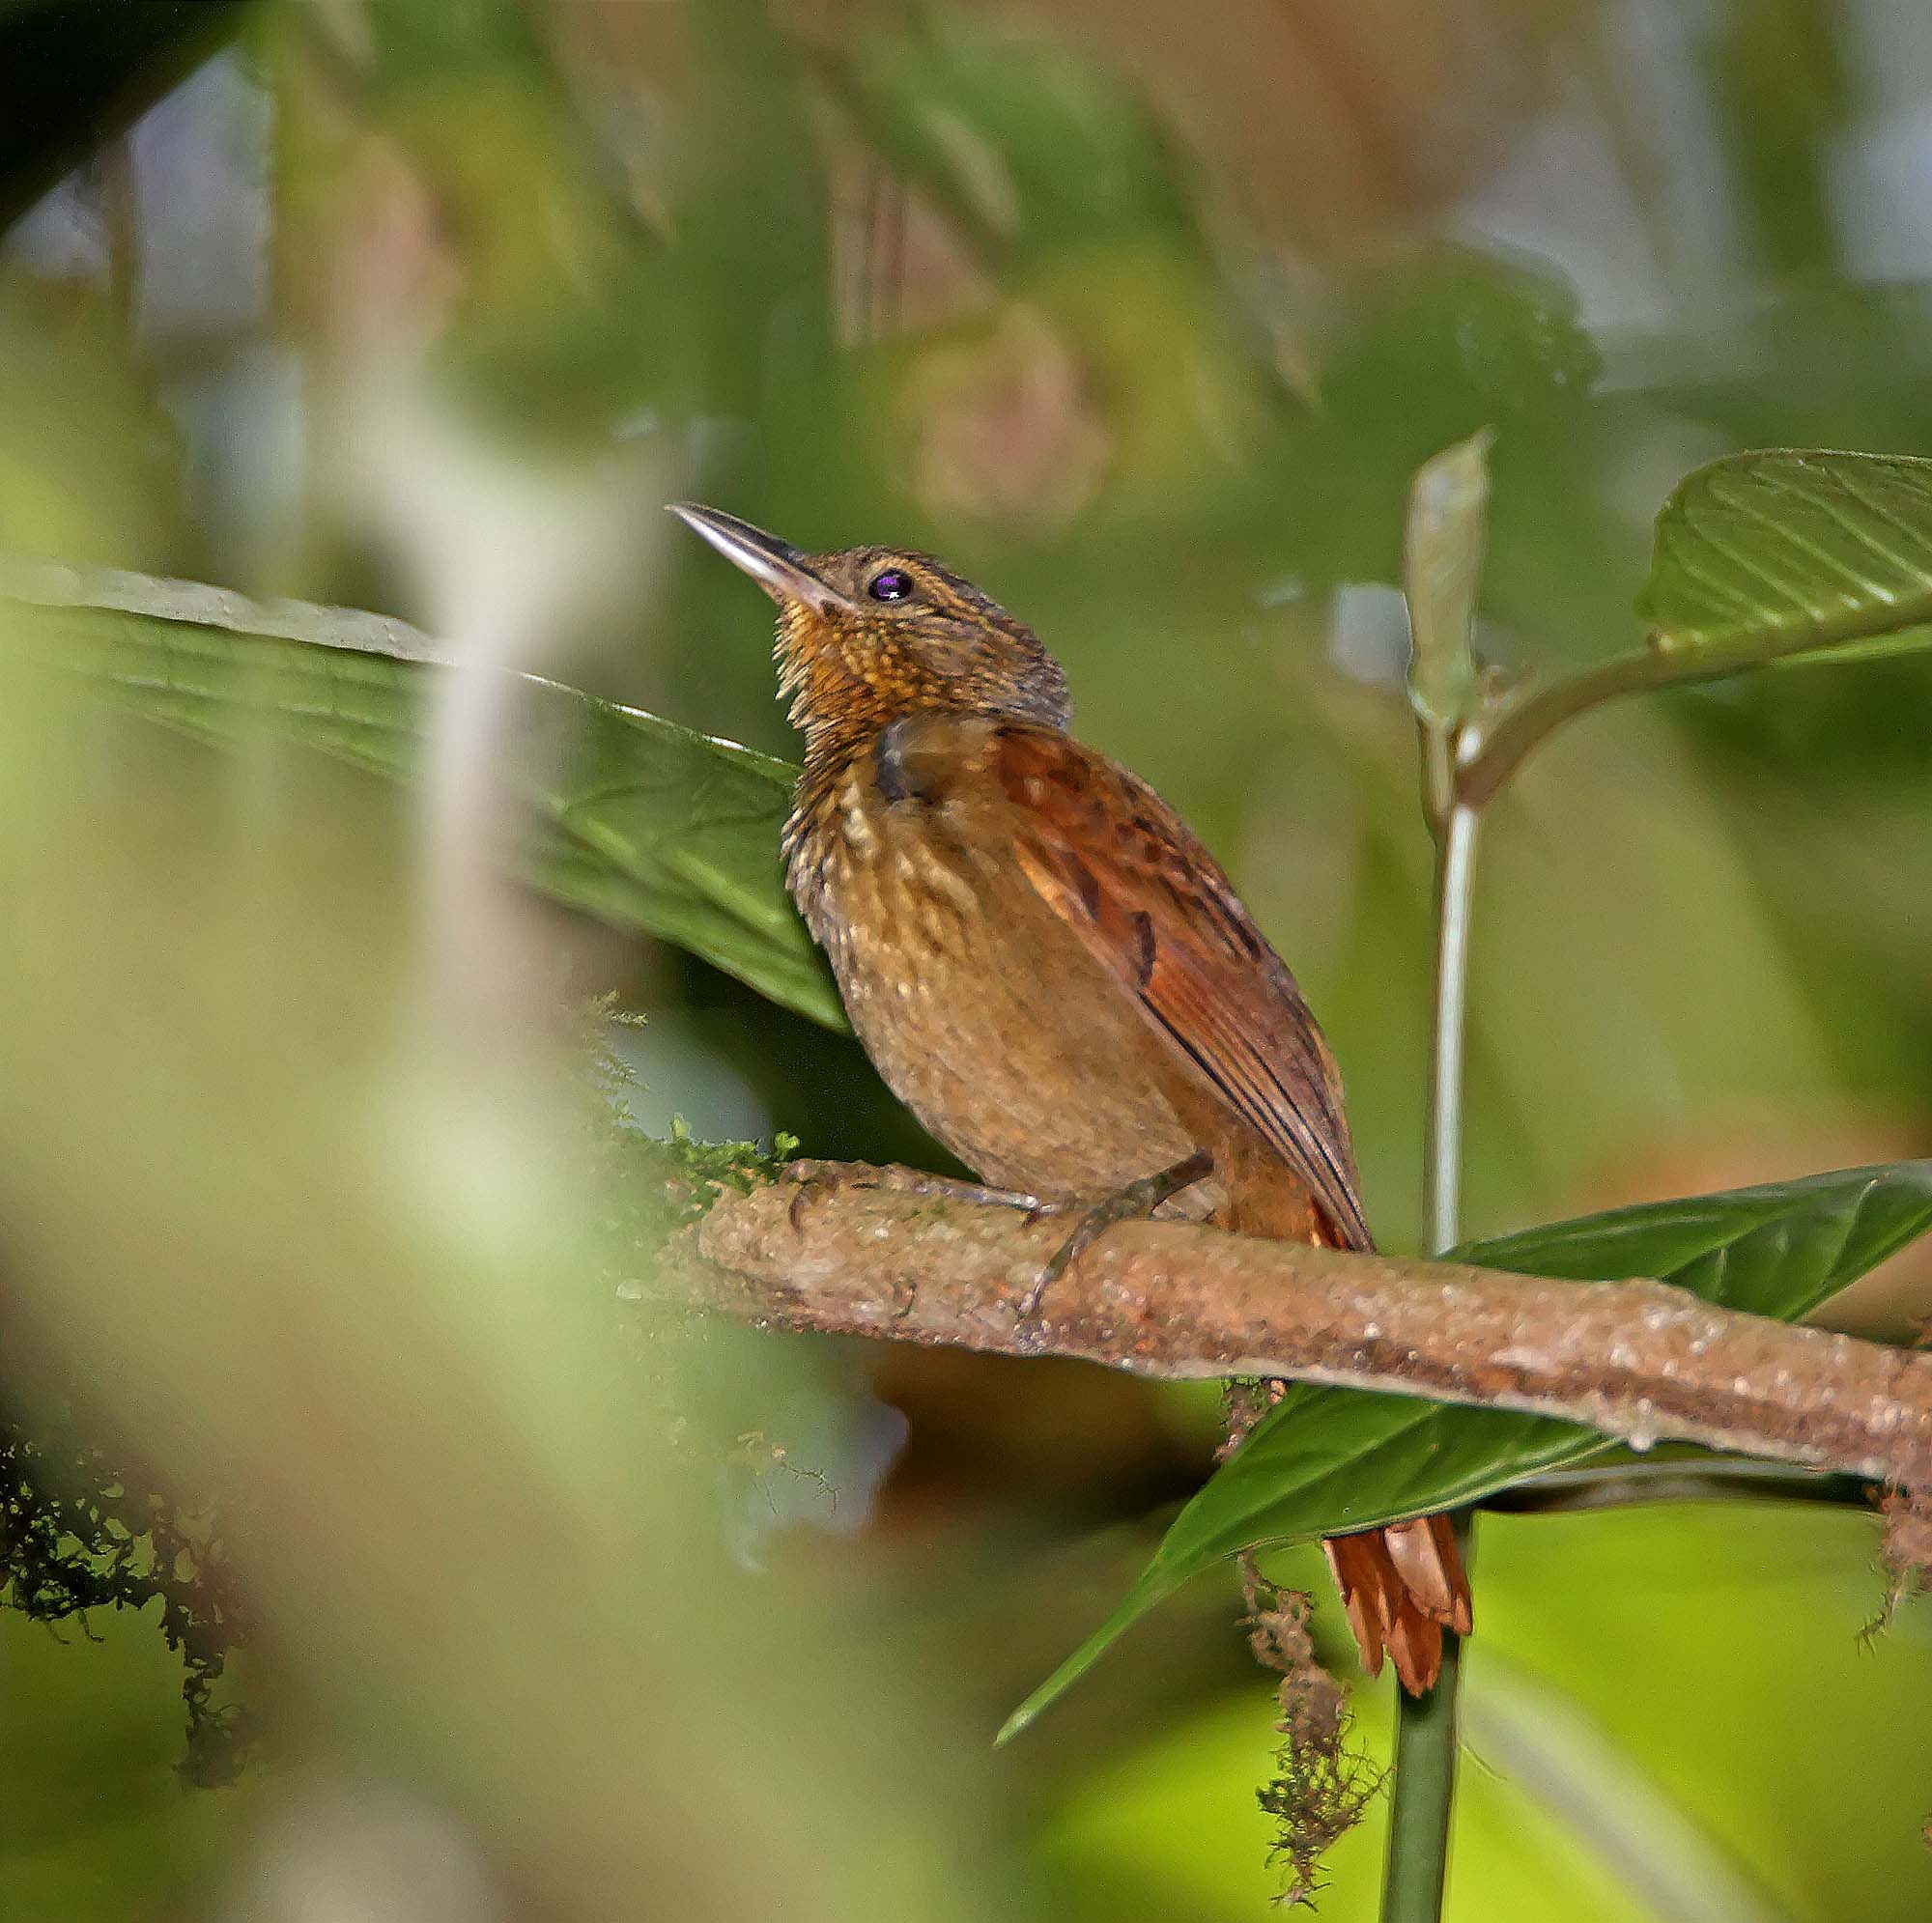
(669, 502, 1471, 1693)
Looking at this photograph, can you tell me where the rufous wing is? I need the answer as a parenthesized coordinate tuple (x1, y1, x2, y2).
(989, 722, 1374, 1252)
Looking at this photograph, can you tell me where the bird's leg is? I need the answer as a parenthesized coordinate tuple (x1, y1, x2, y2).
(1018, 1148, 1213, 1319)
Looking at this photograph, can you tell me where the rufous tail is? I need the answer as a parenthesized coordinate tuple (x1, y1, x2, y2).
(1321, 1513, 1471, 1695)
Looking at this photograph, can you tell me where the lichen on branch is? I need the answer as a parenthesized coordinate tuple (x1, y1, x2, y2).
(1241, 1556, 1383, 1905)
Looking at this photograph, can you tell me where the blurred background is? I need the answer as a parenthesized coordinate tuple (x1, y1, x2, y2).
(3, 0, 1932, 1916)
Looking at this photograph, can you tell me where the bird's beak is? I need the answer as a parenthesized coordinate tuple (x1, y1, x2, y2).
(667, 503, 855, 616)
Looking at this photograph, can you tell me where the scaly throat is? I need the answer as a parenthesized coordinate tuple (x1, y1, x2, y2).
(781, 662, 938, 791)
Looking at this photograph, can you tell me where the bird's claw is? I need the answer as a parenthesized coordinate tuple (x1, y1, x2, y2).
(1016, 1148, 1213, 1321)
(782, 1159, 868, 1232)
(1017, 1215, 1103, 1318)
(782, 1162, 1046, 1234)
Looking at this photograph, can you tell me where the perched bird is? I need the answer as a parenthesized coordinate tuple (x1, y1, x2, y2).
(670, 503, 1471, 1692)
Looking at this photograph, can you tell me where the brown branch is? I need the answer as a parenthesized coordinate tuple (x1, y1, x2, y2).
(676, 1162, 1932, 1491)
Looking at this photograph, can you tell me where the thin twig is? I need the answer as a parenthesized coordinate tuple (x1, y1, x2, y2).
(1454, 604, 1932, 809)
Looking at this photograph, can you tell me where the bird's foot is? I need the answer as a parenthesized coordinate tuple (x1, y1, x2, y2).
(1017, 1148, 1213, 1319)
(782, 1160, 1044, 1232)
(889, 1172, 1048, 1214)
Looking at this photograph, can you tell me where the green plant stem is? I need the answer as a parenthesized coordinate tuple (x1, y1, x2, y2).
(1417, 721, 1455, 844)
(1459, 647, 1726, 806)
(1381, 1510, 1474, 1921)
(1381, 795, 1482, 1923)
(1456, 600, 1932, 810)
(1420, 802, 1479, 1257)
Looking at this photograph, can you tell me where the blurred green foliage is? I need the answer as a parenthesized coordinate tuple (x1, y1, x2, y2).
(0, 0, 247, 224)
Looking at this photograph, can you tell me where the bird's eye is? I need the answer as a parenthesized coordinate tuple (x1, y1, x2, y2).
(867, 569, 914, 603)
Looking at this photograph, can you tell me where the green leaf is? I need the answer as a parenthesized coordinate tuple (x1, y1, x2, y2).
(1403, 429, 1492, 732)
(1641, 448, 1932, 664)
(1000, 1160, 1932, 1743)
(841, 16, 1192, 263)
(3, 564, 846, 1031)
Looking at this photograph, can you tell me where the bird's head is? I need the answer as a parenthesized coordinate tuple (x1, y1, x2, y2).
(670, 505, 1071, 755)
